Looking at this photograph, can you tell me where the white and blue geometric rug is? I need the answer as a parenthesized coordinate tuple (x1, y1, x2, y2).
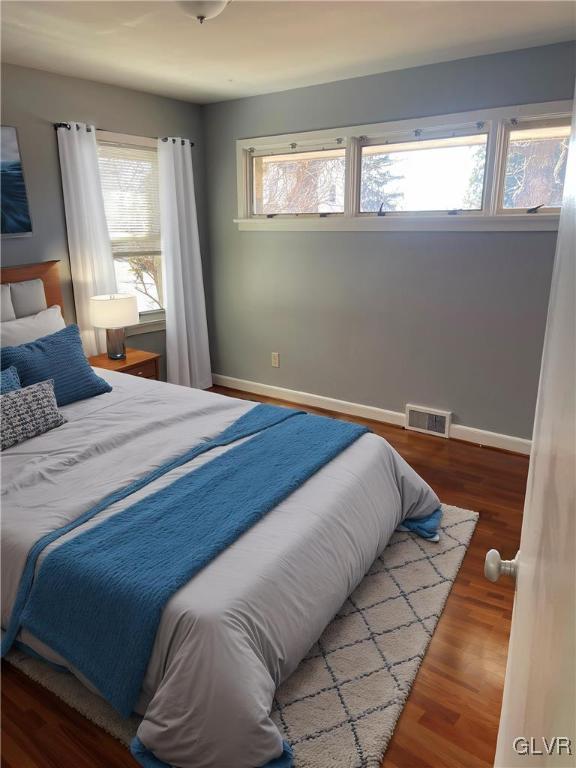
(273, 504, 478, 767)
(7, 504, 478, 768)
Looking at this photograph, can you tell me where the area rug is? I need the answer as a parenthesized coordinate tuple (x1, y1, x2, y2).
(6, 504, 478, 768)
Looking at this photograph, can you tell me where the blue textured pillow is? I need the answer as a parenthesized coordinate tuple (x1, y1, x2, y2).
(0, 324, 112, 406)
(0, 365, 21, 394)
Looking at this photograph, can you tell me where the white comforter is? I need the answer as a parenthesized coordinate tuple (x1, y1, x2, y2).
(1, 371, 439, 768)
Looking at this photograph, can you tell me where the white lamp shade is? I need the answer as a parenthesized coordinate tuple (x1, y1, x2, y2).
(89, 294, 139, 329)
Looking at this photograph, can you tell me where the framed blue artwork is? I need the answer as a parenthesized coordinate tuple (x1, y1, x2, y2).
(1, 126, 32, 236)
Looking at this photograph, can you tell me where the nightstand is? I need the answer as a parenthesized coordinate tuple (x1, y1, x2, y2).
(89, 348, 161, 381)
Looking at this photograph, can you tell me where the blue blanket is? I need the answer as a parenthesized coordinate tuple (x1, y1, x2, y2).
(1, 404, 301, 658)
(18, 405, 369, 718)
(397, 507, 443, 541)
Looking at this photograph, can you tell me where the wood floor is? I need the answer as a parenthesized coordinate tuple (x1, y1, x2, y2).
(1, 386, 528, 768)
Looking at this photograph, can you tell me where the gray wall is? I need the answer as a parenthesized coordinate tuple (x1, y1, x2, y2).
(2, 45, 575, 437)
(1, 64, 206, 375)
(203, 42, 576, 439)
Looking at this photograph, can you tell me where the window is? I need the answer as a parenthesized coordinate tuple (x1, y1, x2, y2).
(360, 133, 487, 213)
(252, 147, 346, 215)
(236, 100, 572, 231)
(97, 133, 163, 313)
(502, 121, 571, 211)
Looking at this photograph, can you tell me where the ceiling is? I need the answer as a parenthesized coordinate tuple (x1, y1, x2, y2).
(1, 1, 575, 103)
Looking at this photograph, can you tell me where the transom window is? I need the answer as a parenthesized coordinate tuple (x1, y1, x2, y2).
(236, 101, 572, 231)
(97, 132, 163, 313)
(502, 121, 570, 210)
(360, 133, 488, 214)
(253, 147, 345, 215)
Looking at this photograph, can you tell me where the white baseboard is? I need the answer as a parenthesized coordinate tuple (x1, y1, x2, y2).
(449, 424, 531, 454)
(212, 374, 532, 456)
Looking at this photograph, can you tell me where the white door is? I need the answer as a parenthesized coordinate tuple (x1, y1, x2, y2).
(491, 96, 576, 767)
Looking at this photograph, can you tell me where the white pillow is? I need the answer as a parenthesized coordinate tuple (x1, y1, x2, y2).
(0, 306, 66, 348)
(1, 284, 16, 321)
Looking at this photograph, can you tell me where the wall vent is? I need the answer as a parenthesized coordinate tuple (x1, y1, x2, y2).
(405, 404, 452, 438)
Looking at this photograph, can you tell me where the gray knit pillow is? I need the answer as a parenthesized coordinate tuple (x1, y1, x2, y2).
(1, 379, 66, 451)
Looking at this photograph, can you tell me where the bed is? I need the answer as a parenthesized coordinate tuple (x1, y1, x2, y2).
(1, 262, 440, 768)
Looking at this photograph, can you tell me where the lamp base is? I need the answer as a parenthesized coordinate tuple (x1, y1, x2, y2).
(106, 328, 126, 360)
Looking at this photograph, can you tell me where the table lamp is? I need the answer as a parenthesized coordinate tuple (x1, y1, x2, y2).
(89, 294, 139, 360)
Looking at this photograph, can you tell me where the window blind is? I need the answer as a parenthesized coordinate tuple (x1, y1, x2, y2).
(97, 141, 161, 256)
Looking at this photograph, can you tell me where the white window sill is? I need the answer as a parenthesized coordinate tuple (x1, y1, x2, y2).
(126, 311, 166, 336)
(234, 214, 560, 233)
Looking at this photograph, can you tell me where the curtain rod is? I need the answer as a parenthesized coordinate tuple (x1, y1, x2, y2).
(53, 123, 195, 147)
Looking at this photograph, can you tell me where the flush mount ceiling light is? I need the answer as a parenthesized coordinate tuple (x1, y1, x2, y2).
(178, 1, 230, 24)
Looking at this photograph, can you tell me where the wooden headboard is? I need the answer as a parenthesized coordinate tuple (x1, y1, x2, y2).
(0, 261, 64, 309)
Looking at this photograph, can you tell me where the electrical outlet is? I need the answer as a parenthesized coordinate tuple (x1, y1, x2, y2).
(271, 352, 280, 368)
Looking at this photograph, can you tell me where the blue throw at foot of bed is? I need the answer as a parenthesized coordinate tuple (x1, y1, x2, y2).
(397, 506, 442, 541)
(1, 404, 305, 659)
(18, 405, 369, 716)
(7, 402, 442, 768)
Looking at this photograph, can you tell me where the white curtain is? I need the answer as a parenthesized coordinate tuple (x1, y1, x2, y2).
(57, 122, 116, 357)
(158, 137, 212, 389)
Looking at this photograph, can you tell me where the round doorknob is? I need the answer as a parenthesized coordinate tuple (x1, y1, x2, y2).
(484, 549, 518, 582)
